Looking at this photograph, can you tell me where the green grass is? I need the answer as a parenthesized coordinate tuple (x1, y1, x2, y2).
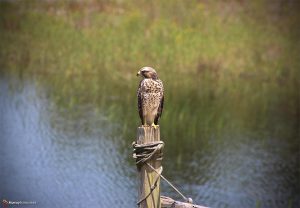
(0, 0, 299, 149)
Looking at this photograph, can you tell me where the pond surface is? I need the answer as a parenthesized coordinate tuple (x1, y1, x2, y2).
(0, 74, 299, 208)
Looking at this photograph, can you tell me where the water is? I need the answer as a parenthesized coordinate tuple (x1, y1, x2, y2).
(0, 74, 299, 208)
(0, 76, 136, 207)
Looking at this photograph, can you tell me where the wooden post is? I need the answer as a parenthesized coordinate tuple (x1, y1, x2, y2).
(136, 126, 161, 208)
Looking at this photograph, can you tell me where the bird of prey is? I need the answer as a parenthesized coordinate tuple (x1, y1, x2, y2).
(137, 67, 164, 128)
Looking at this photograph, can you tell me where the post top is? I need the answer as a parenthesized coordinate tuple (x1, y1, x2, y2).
(137, 125, 160, 129)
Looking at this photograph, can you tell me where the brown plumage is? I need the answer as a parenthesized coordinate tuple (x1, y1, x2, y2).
(136, 67, 164, 127)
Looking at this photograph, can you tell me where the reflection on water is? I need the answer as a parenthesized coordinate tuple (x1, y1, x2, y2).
(164, 134, 299, 208)
(0, 74, 299, 208)
(0, 76, 136, 207)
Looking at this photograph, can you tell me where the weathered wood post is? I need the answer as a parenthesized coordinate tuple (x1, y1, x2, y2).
(136, 126, 161, 208)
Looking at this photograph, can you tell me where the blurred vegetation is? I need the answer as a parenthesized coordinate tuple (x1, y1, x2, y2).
(0, 0, 299, 152)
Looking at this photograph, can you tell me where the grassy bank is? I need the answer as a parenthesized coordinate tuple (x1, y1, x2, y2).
(0, 0, 299, 149)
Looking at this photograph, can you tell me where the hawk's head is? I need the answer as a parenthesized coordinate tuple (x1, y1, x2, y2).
(136, 67, 158, 79)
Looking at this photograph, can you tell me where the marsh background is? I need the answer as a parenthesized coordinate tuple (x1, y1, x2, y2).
(0, 0, 299, 207)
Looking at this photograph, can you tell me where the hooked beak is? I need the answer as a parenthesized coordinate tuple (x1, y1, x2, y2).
(136, 71, 140, 76)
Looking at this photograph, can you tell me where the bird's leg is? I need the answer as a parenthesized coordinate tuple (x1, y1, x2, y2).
(151, 123, 158, 129)
(142, 118, 149, 127)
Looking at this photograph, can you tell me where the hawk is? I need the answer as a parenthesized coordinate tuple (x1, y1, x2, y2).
(137, 67, 164, 128)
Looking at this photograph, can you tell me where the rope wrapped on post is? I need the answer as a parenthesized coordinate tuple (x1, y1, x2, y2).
(132, 141, 164, 170)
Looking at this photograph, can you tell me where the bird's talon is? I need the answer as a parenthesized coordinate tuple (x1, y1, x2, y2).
(151, 124, 158, 129)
